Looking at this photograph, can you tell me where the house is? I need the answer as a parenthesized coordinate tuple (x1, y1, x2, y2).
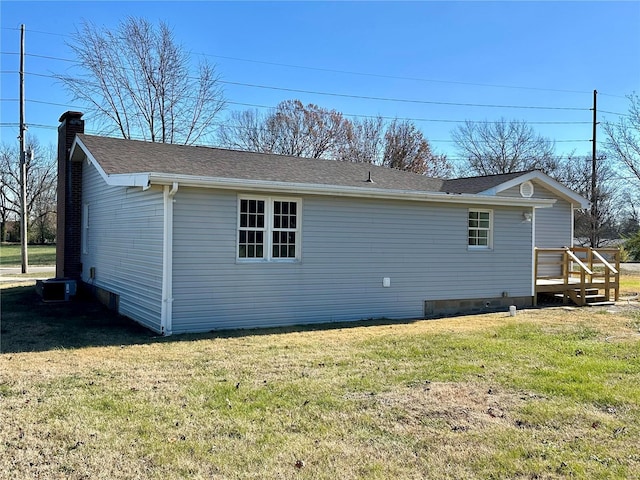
(56, 111, 595, 335)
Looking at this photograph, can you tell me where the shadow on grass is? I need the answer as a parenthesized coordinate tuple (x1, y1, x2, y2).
(0, 285, 157, 353)
(1, 285, 423, 354)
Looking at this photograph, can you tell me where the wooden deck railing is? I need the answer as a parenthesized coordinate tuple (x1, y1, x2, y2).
(534, 246, 620, 306)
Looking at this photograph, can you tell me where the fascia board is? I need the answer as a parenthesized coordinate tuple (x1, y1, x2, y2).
(148, 173, 556, 208)
(104, 174, 151, 187)
(482, 171, 590, 209)
(70, 136, 151, 188)
(71, 135, 107, 184)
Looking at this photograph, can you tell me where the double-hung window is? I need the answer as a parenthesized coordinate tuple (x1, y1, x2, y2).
(238, 196, 301, 261)
(238, 199, 265, 259)
(468, 209, 492, 249)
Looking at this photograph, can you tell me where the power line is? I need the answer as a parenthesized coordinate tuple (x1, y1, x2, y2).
(599, 110, 629, 117)
(599, 92, 631, 100)
(0, 97, 594, 126)
(2, 98, 86, 109)
(219, 80, 589, 111)
(1, 26, 66, 37)
(0, 51, 75, 63)
(2, 28, 633, 105)
(0, 122, 593, 144)
(10, 67, 591, 112)
(0, 123, 596, 166)
(0, 41, 621, 100)
(197, 52, 595, 96)
(0, 31, 622, 152)
(3, 44, 629, 119)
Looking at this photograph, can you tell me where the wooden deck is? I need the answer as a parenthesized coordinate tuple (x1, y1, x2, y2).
(534, 247, 620, 306)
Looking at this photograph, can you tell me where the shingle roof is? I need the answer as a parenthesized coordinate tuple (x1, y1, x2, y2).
(75, 134, 535, 195)
(441, 171, 536, 194)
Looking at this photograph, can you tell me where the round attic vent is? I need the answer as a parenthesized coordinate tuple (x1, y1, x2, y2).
(520, 181, 534, 198)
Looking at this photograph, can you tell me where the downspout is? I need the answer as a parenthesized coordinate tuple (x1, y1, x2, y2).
(570, 203, 575, 247)
(531, 208, 536, 298)
(161, 182, 178, 335)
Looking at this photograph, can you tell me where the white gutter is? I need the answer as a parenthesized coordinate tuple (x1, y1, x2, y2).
(160, 182, 178, 336)
(143, 173, 557, 209)
(70, 135, 559, 209)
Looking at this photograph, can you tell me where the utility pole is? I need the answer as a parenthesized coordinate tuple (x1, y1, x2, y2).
(19, 24, 28, 274)
(590, 89, 598, 248)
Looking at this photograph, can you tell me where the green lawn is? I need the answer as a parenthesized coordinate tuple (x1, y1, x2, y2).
(1, 282, 639, 479)
(621, 273, 640, 297)
(0, 243, 56, 266)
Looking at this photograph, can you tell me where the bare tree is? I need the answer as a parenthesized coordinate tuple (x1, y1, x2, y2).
(219, 100, 349, 159)
(0, 155, 12, 242)
(267, 100, 348, 158)
(452, 119, 558, 176)
(555, 153, 620, 247)
(336, 116, 384, 164)
(58, 17, 225, 145)
(0, 138, 57, 243)
(383, 119, 452, 177)
(217, 109, 277, 153)
(219, 100, 450, 176)
(603, 93, 640, 184)
(617, 193, 640, 237)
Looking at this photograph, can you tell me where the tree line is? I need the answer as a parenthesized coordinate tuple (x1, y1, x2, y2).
(217, 100, 452, 177)
(3, 17, 639, 257)
(1, 139, 57, 244)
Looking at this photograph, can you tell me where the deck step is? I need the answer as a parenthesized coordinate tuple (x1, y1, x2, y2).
(587, 301, 615, 307)
(573, 288, 599, 294)
(556, 288, 613, 307)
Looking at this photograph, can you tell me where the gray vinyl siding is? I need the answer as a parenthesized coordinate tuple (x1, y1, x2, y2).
(499, 181, 573, 277)
(171, 188, 533, 333)
(499, 181, 573, 248)
(81, 162, 164, 332)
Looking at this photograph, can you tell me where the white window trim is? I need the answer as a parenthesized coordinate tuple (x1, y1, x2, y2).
(237, 195, 302, 262)
(468, 208, 493, 250)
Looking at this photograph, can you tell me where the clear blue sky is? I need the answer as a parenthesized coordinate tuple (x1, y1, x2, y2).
(1, 1, 639, 165)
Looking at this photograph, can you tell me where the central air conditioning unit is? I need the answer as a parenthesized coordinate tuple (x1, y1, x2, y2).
(36, 279, 77, 302)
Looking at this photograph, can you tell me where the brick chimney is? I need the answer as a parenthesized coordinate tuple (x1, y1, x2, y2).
(56, 111, 84, 279)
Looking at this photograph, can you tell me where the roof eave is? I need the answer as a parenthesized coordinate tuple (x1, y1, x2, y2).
(481, 171, 590, 209)
(70, 136, 151, 188)
(147, 173, 556, 208)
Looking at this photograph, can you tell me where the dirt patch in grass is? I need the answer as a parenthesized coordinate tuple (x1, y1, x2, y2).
(348, 382, 531, 432)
